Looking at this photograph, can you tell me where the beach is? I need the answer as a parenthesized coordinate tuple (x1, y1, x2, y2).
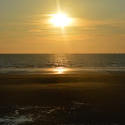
(0, 71, 125, 125)
(0, 0, 125, 123)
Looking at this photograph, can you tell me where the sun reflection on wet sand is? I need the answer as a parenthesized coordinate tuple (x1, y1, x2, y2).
(53, 67, 68, 74)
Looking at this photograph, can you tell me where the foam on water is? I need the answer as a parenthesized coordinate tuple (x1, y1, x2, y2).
(0, 116, 32, 125)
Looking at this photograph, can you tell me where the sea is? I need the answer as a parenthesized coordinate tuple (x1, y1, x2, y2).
(0, 54, 125, 74)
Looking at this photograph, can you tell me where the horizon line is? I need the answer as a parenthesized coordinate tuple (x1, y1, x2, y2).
(0, 53, 125, 54)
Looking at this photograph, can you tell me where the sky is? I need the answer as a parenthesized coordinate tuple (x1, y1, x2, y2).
(0, 0, 125, 53)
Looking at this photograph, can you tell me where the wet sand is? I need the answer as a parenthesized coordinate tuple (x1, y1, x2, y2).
(0, 71, 125, 124)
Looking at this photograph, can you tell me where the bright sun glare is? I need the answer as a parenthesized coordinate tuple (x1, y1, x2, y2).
(50, 13, 72, 28)
(54, 67, 67, 74)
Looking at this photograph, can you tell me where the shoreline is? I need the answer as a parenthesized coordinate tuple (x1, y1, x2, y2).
(0, 67, 125, 75)
(0, 70, 125, 84)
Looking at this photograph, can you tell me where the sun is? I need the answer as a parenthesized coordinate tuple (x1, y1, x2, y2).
(50, 13, 72, 28)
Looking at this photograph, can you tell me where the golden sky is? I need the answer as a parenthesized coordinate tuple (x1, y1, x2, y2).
(0, 0, 125, 53)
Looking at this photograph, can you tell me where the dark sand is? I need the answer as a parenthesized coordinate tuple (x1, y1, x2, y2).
(0, 71, 125, 125)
